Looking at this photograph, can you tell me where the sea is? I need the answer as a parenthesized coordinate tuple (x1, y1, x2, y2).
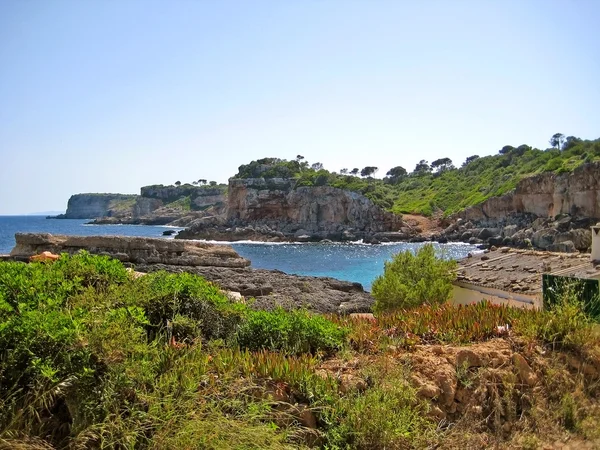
(0, 215, 480, 290)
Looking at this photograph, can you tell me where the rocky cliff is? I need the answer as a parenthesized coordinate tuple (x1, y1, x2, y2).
(54, 194, 138, 219)
(178, 178, 404, 242)
(457, 162, 600, 222)
(56, 185, 226, 224)
(436, 162, 600, 252)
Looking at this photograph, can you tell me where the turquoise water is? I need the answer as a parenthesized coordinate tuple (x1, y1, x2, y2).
(0, 216, 478, 290)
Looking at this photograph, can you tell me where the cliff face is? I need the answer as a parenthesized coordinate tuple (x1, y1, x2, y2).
(59, 194, 137, 219)
(140, 185, 226, 209)
(176, 178, 403, 241)
(60, 185, 226, 222)
(458, 162, 600, 222)
(436, 162, 600, 252)
(227, 178, 401, 235)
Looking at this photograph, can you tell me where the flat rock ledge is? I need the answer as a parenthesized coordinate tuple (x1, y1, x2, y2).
(135, 264, 375, 315)
(10, 233, 250, 268)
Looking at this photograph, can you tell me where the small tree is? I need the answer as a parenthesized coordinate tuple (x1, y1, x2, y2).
(198, 179, 207, 185)
(431, 157, 454, 174)
(386, 166, 407, 184)
(350, 168, 359, 176)
(360, 166, 378, 178)
(311, 162, 323, 171)
(340, 168, 348, 175)
(371, 244, 457, 312)
(209, 180, 217, 186)
(413, 160, 431, 176)
(562, 136, 582, 151)
(549, 133, 565, 151)
(175, 181, 181, 187)
(462, 155, 479, 167)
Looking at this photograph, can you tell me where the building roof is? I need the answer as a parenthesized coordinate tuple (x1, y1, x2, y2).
(455, 247, 600, 295)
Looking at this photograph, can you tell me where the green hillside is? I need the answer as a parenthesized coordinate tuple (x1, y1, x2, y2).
(234, 136, 600, 216)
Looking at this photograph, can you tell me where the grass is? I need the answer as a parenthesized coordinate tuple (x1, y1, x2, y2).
(1, 253, 599, 449)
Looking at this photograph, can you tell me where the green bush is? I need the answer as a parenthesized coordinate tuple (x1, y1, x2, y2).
(137, 271, 247, 342)
(516, 284, 595, 350)
(371, 244, 457, 312)
(236, 308, 348, 354)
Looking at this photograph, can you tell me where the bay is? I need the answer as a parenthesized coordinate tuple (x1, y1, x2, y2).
(0, 216, 479, 290)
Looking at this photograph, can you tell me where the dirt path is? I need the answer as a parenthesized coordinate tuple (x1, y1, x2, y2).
(402, 214, 443, 237)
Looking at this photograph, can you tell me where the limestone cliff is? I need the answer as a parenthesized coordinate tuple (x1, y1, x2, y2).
(437, 162, 600, 252)
(457, 162, 600, 222)
(57, 185, 226, 223)
(178, 177, 403, 241)
(55, 194, 138, 219)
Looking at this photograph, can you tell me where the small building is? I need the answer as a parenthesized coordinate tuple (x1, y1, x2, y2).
(453, 225, 600, 310)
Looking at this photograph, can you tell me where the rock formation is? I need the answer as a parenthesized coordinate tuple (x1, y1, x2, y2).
(10, 233, 250, 268)
(53, 194, 138, 219)
(457, 162, 600, 222)
(54, 185, 227, 225)
(135, 263, 374, 314)
(436, 162, 600, 252)
(178, 178, 404, 242)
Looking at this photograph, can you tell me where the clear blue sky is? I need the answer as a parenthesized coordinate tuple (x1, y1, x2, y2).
(1, 0, 598, 214)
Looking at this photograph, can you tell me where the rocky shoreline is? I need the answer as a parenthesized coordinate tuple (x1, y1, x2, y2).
(8, 233, 374, 314)
(52, 161, 600, 254)
(135, 264, 374, 314)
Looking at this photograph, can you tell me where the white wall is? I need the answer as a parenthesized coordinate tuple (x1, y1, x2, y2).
(452, 282, 541, 310)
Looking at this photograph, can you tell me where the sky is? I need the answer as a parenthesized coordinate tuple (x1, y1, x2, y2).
(0, 1, 599, 214)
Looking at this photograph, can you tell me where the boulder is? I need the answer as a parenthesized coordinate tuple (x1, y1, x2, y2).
(532, 228, 558, 250)
(512, 353, 538, 387)
(547, 240, 577, 253)
(488, 236, 504, 247)
(553, 215, 572, 232)
(477, 228, 499, 240)
(532, 218, 550, 232)
(502, 224, 518, 238)
(556, 229, 592, 251)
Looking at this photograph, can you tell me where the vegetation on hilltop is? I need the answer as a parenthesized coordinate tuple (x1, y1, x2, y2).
(1, 253, 600, 448)
(234, 136, 600, 216)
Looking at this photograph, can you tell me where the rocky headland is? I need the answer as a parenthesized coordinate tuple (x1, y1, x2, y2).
(434, 162, 600, 253)
(177, 177, 407, 243)
(53, 185, 227, 226)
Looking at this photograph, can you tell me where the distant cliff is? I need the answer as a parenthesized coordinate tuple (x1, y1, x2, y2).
(55, 185, 227, 223)
(54, 194, 137, 219)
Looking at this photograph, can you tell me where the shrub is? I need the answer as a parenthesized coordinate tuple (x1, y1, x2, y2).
(137, 271, 247, 341)
(236, 308, 348, 354)
(516, 284, 594, 350)
(371, 244, 457, 312)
